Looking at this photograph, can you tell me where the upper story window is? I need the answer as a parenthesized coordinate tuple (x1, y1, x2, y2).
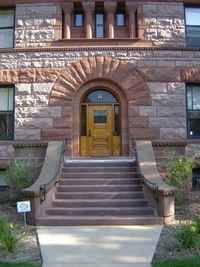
(185, 7, 200, 47)
(0, 85, 14, 140)
(95, 12, 104, 38)
(116, 3, 126, 26)
(187, 84, 200, 138)
(0, 9, 15, 48)
(73, 3, 84, 27)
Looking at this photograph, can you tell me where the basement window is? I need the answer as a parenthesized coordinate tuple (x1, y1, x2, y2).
(193, 168, 200, 190)
(0, 9, 15, 48)
(0, 85, 14, 140)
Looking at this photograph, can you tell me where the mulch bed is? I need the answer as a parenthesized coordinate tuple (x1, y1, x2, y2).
(153, 190, 200, 263)
(0, 204, 41, 265)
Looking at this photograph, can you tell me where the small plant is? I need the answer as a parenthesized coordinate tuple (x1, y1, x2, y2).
(176, 224, 198, 249)
(4, 160, 33, 203)
(0, 217, 19, 253)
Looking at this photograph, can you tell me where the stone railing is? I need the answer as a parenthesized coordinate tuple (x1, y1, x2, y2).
(135, 140, 176, 224)
(23, 141, 64, 224)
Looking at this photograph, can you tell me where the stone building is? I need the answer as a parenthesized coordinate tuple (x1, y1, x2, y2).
(0, 0, 199, 225)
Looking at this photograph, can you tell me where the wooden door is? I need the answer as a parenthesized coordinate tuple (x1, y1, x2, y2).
(88, 105, 113, 156)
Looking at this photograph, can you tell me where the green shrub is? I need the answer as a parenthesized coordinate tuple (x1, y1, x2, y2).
(194, 215, 200, 234)
(0, 217, 19, 253)
(177, 224, 198, 249)
(4, 160, 33, 203)
(166, 157, 195, 204)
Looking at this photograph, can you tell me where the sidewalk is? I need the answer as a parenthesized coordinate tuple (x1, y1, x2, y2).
(37, 225, 162, 267)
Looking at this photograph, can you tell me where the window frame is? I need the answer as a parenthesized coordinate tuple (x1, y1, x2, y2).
(184, 5, 200, 48)
(0, 7, 15, 49)
(73, 11, 84, 27)
(0, 85, 15, 140)
(186, 83, 200, 139)
(95, 11, 105, 38)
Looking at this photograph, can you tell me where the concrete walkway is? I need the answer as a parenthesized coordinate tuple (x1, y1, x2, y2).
(37, 226, 162, 267)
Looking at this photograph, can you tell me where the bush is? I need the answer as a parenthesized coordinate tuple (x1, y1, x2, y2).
(177, 224, 199, 249)
(4, 161, 33, 203)
(194, 215, 200, 234)
(0, 217, 19, 253)
(166, 157, 195, 204)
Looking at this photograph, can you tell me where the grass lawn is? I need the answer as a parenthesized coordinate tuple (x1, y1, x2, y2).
(153, 257, 200, 267)
(0, 263, 41, 267)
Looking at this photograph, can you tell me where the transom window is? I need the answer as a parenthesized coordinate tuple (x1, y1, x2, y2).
(84, 90, 118, 104)
(185, 7, 200, 47)
(187, 84, 200, 138)
(0, 9, 15, 48)
(0, 85, 14, 140)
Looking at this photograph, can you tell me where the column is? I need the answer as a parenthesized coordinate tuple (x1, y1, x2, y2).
(62, 3, 73, 39)
(83, 1, 95, 39)
(104, 2, 116, 39)
(126, 2, 137, 39)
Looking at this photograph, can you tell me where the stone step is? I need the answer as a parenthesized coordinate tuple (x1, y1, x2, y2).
(55, 191, 144, 200)
(46, 207, 154, 216)
(56, 184, 143, 193)
(62, 166, 136, 173)
(63, 161, 136, 168)
(37, 215, 163, 226)
(61, 172, 137, 179)
(52, 198, 149, 208)
(59, 178, 142, 186)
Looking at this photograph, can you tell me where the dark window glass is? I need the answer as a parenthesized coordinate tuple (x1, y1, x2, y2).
(0, 9, 14, 48)
(0, 86, 14, 140)
(74, 13, 83, 27)
(116, 13, 125, 26)
(81, 105, 87, 136)
(114, 104, 121, 135)
(84, 90, 117, 104)
(94, 110, 107, 123)
(185, 7, 200, 47)
(187, 85, 200, 138)
(95, 13, 104, 38)
(193, 168, 200, 190)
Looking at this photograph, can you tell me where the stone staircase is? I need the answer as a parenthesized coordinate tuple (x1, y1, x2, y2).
(37, 158, 162, 225)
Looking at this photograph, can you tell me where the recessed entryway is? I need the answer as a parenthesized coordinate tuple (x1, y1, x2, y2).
(80, 89, 121, 157)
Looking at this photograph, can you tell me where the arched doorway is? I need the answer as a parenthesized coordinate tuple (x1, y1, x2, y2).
(80, 89, 121, 156)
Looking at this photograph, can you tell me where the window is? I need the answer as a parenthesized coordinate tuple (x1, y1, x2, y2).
(116, 12, 125, 26)
(116, 3, 126, 26)
(95, 13, 104, 38)
(74, 13, 84, 27)
(187, 84, 200, 138)
(0, 85, 14, 140)
(185, 7, 200, 47)
(84, 90, 117, 104)
(0, 9, 15, 48)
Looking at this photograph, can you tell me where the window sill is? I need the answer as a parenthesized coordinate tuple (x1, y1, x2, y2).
(51, 38, 154, 48)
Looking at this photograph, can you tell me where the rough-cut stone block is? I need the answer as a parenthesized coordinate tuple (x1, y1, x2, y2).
(149, 117, 186, 129)
(15, 129, 41, 140)
(139, 106, 157, 117)
(16, 117, 53, 128)
(15, 106, 62, 118)
(148, 82, 168, 94)
(32, 83, 53, 94)
(16, 84, 32, 95)
(156, 106, 186, 117)
(15, 95, 49, 107)
(160, 128, 186, 139)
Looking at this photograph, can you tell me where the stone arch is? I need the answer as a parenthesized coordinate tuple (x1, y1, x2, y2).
(49, 56, 152, 156)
